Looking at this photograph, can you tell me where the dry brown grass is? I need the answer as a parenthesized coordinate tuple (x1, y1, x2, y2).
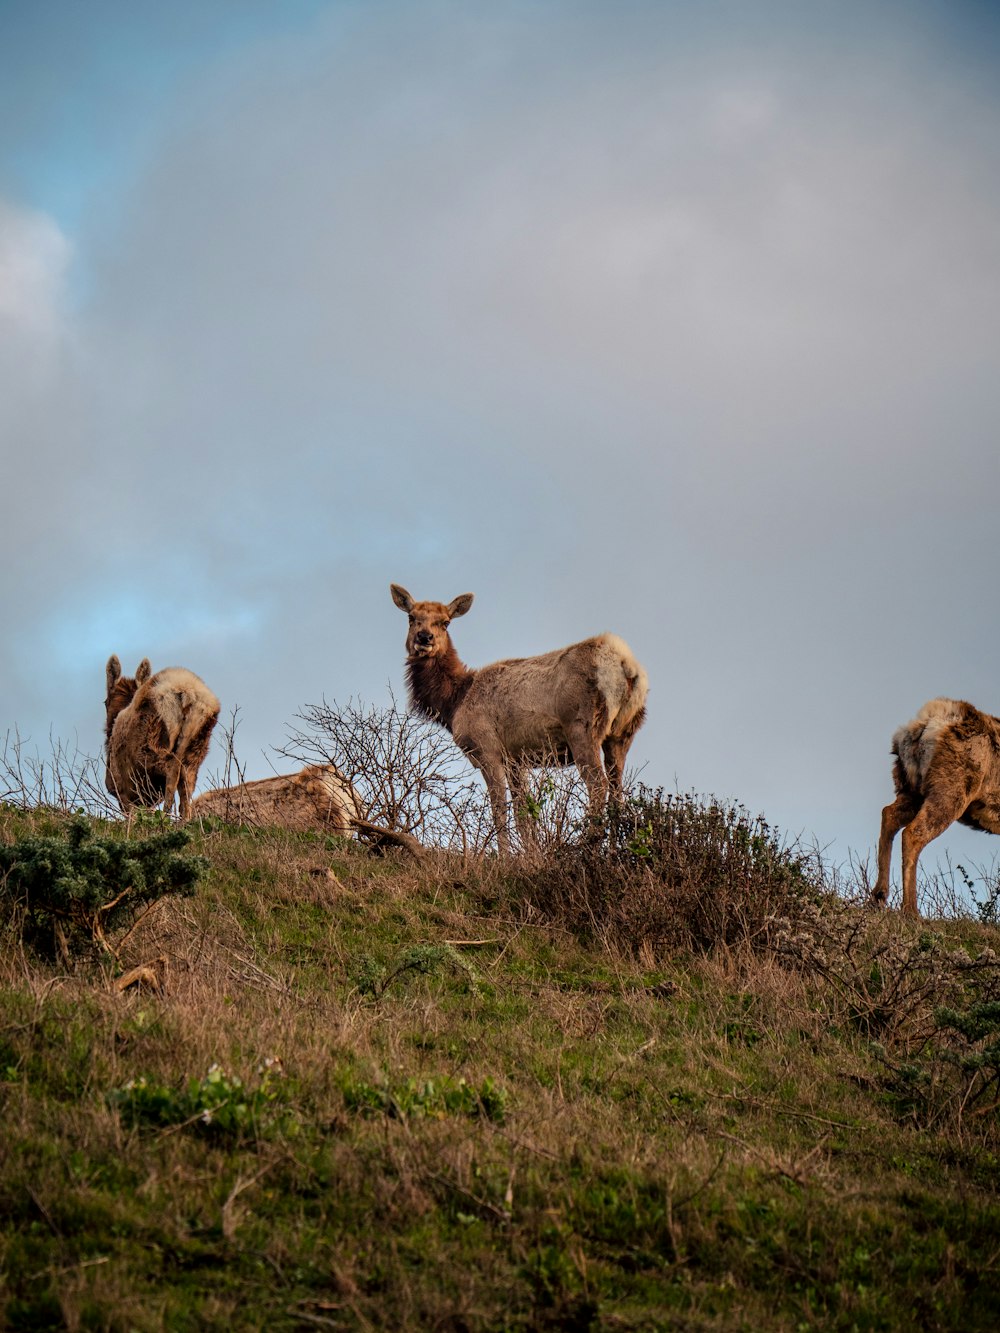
(2, 804, 1000, 1328)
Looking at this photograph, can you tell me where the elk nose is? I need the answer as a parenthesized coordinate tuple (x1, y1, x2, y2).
(415, 630, 433, 647)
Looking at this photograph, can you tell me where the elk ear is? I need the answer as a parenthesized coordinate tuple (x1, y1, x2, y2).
(390, 584, 414, 612)
(135, 659, 152, 684)
(106, 655, 122, 692)
(448, 593, 474, 619)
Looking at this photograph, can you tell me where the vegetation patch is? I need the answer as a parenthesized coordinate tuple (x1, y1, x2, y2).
(1, 791, 999, 1329)
(0, 814, 206, 960)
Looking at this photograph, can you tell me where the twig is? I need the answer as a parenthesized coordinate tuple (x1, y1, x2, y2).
(112, 897, 166, 956)
(28, 1254, 109, 1281)
(715, 1130, 830, 1186)
(703, 1088, 854, 1129)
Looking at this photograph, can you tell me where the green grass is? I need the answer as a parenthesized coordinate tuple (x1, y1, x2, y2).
(1, 805, 999, 1330)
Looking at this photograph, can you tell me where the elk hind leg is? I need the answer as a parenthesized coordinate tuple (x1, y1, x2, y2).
(161, 757, 183, 819)
(872, 790, 920, 906)
(177, 764, 196, 821)
(899, 788, 969, 918)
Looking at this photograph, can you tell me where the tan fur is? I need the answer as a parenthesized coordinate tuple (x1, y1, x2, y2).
(190, 765, 360, 834)
(873, 697, 1000, 917)
(390, 584, 649, 854)
(104, 655, 220, 820)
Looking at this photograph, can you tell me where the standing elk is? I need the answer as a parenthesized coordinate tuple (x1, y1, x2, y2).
(104, 656, 220, 820)
(390, 584, 648, 854)
(873, 697, 1000, 917)
(190, 764, 360, 834)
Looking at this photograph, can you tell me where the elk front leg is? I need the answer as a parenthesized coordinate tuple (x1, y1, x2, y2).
(509, 760, 539, 853)
(567, 725, 608, 835)
(480, 759, 513, 857)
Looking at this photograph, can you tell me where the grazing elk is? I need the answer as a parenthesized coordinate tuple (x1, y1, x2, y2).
(104, 656, 220, 820)
(390, 584, 648, 854)
(190, 764, 360, 834)
(873, 697, 1000, 917)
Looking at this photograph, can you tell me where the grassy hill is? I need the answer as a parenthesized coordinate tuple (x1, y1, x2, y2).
(1, 798, 999, 1331)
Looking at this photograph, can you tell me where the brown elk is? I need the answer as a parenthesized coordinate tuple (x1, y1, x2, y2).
(104, 656, 220, 820)
(873, 697, 1000, 917)
(190, 764, 360, 834)
(390, 584, 648, 854)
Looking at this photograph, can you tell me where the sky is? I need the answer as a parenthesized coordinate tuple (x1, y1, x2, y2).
(3, 0, 1000, 905)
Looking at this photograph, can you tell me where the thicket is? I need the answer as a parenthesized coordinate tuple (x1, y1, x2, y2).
(0, 813, 207, 961)
(499, 786, 823, 957)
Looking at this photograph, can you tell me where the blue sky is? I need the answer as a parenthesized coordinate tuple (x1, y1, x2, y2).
(3, 0, 1000, 907)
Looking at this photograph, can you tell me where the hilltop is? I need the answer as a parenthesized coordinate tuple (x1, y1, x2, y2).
(0, 796, 999, 1331)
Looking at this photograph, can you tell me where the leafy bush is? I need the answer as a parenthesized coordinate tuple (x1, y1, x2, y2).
(341, 1071, 508, 1123)
(0, 815, 207, 959)
(501, 787, 822, 957)
(771, 896, 1000, 1139)
(354, 943, 481, 998)
(874, 973, 1000, 1136)
(109, 1059, 294, 1141)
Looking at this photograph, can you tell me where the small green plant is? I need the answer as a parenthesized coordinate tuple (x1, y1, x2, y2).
(519, 774, 557, 824)
(109, 1059, 294, 1140)
(341, 1072, 508, 1123)
(934, 999, 1000, 1117)
(965, 864, 1000, 926)
(0, 816, 207, 959)
(354, 943, 479, 997)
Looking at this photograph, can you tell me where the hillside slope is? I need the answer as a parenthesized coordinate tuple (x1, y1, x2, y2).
(1, 804, 998, 1331)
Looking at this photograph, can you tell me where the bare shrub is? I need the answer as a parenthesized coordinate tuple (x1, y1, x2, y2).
(200, 706, 249, 795)
(508, 756, 593, 854)
(0, 728, 117, 817)
(281, 691, 494, 853)
(497, 787, 825, 957)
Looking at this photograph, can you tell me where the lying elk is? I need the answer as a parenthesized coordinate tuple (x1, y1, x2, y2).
(390, 584, 648, 854)
(873, 697, 1000, 917)
(105, 656, 220, 820)
(191, 764, 360, 834)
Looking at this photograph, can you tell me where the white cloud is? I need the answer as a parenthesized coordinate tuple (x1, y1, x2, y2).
(0, 198, 71, 344)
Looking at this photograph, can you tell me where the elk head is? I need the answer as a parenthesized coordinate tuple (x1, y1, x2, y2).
(390, 584, 474, 659)
(104, 655, 152, 739)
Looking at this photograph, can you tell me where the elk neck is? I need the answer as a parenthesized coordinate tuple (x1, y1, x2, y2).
(105, 681, 138, 743)
(405, 640, 474, 731)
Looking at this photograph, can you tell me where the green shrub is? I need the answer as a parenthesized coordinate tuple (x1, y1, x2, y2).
(0, 815, 207, 959)
(109, 1059, 294, 1141)
(341, 1071, 508, 1123)
(502, 787, 822, 957)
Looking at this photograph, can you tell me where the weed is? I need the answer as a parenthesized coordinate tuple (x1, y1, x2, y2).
(340, 1071, 508, 1123)
(108, 1058, 294, 1142)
